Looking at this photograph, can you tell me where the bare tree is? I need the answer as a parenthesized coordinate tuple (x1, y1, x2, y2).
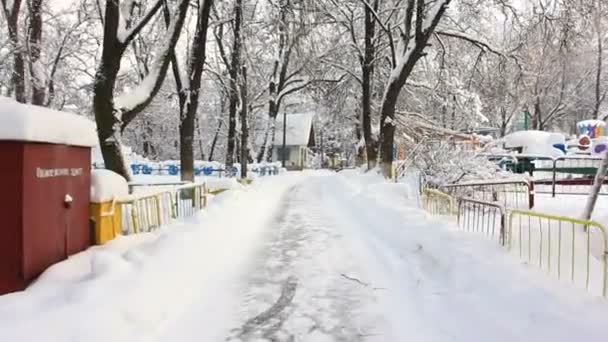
(167, 0, 214, 181)
(367, 0, 452, 176)
(93, 0, 190, 180)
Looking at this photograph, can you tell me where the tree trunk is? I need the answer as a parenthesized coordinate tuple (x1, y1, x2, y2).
(225, 0, 243, 168)
(361, 0, 378, 170)
(240, 66, 249, 178)
(583, 150, 608, 221)
(94, 1, 130, 179)
(1, 0, 26, 103)
(27, 0, 45, 105)
(208, 120, 222, 162)
(499, 107, 507, 137)
(256, 98, 280, 162)
(177, 0, 213, 182)
(257, 2, 289, 163)
(378, 81, 401, 176)
(532, 100, 542, 130)
(256, 125, 270, 163)
(196, 116, 205, 160)
(593, 0, 603, 119)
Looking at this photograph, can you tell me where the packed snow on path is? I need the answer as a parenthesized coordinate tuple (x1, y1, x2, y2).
(1, 171, 608, 342)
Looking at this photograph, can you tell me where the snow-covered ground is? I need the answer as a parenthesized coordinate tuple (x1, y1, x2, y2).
(535, 193, 608, 223)
(1, 171, 608, 341)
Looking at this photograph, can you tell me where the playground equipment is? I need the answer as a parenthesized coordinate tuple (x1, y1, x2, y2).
(577, 120, 605, 139)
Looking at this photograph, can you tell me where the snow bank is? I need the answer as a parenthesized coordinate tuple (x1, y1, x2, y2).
(90, 169, 129, 203)
(0, 96, 98, 147)
(0, 174, 305, 342)
(206, 177, 241, 191)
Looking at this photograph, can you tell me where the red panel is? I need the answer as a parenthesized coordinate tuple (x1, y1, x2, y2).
(0, 143, 25, 293)
(21, 144, 91, 281)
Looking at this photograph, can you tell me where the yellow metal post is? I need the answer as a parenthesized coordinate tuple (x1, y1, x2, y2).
(89, 200, 122, 245)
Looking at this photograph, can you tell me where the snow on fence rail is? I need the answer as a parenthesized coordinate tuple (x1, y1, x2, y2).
(440, 180, 533, 209)
(421, 187, 608, 298)
(118, 183, 208, 234)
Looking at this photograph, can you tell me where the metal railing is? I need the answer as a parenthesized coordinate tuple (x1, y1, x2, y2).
(534, 156, 604, 196)
(422, 188, 456, 216)
(480, 154, 607, 197)
(118, 182, 208, 234)
(174, 183, 207, 219)
(421, 185, 608, 297)
(457, 198, 507, 245)
(509, 210, 608, 297)
(441, 180, 534, 209)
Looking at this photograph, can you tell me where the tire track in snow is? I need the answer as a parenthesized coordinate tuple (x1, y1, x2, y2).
(227, 180, 375, 341)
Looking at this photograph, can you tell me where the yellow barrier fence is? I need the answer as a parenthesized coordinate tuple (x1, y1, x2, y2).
(118, 182, 209, 235)
(422, 188, 456, 216)
(509, 210, 608, 297)
(421, 186, 608, 297)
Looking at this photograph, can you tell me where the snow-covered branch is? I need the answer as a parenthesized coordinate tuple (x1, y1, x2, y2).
(117, 0, 164, 46)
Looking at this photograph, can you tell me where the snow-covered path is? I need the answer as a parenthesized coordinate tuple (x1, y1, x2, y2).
(2, 171, 608, 341)
(159, 172, 608, 341)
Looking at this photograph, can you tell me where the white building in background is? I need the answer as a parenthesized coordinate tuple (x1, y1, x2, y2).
(272, 112, 316, 170)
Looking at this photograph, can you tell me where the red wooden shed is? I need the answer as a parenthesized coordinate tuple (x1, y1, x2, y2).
(0, 98, 98, 295)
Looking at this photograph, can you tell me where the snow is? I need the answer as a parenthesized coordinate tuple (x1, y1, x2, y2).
(2, 171, 608, 341)
(114, 67, 161, 114)
(503, 130, 566, 157)
(113, 0, 185, 115)
(273, 112, 314, 146)
(90, 169, 129, 203)
(0, 96, 98, 147)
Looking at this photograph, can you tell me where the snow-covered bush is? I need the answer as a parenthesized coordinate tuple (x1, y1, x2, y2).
(410, 140, 512, 187)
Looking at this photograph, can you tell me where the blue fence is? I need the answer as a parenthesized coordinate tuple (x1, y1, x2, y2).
(93, 162, 280, 177)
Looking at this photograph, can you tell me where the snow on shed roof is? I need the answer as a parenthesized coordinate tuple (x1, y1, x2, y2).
(0, 96, 98, 147)
(502, 130, 566, 157)
(273, 112, 314, 146)
(503, 130, 564, 148)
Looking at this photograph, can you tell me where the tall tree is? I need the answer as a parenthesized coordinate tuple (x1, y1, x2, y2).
(361, 0, 378, 168)
(168, 0, 214, 182)
(213, 0, 244, 168)
(93, 0, 190, 180)
(373, 0, 452, 176)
